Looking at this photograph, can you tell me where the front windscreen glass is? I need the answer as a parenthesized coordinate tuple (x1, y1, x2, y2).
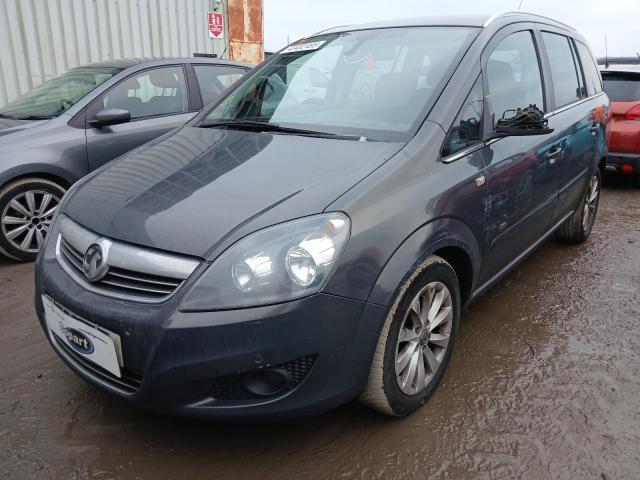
(201, 27, 478, 141)
(0, 67, 121, 120)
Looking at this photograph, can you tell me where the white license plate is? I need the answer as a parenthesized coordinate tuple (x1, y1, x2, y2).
(43, 295, 123, 378)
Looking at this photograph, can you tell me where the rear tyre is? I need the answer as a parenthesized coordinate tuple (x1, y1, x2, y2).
(556, 168, 601, 244)
(0, 178, 65, 262)
(359, 255, 461, 416)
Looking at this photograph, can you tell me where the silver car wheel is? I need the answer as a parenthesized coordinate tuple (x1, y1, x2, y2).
(582, 175, 599, 232)
(1, 190, 60, 254)
(395, 281, 453, 396)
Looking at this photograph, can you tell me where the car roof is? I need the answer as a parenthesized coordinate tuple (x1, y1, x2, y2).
(315, 12, 575, 36)
(75, 57, 253, 70)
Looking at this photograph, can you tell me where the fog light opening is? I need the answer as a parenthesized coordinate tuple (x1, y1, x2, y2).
(243, 368, 293, 397)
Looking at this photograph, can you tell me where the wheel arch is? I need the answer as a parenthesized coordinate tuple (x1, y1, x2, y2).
(432, 245, 474, 306)
(0, 164, 77, 192)
(367, 216, 482, 309)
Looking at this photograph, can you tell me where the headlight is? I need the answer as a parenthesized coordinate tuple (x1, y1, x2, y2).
(180, 213, 350, 311)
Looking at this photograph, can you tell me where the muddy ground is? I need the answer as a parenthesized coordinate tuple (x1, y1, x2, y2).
(1, 176, 639, 480)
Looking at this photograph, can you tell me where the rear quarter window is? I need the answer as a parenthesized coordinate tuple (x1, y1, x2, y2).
(575, 42, 603, 96)
(602, 72, 640, 102)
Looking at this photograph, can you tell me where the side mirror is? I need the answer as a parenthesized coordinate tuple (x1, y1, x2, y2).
(482, 96, 553, 141)
(90, 108, 131, 127)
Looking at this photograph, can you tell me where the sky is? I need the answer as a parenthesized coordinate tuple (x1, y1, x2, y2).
(263, 0, 639, 58)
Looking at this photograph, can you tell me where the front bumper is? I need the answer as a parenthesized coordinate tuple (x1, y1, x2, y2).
(35, 252, 387, 420)
(606, 152, 640, 175)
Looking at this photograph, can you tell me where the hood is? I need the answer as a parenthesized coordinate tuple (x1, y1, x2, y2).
(64, 126, 403, 259)
(0, 117, 50, 137)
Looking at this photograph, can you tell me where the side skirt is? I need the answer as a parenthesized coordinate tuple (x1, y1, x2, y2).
(467, 209, 574, 305)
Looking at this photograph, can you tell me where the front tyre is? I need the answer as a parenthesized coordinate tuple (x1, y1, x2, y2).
(0, 178, 65, 261)
(359, 255, 461, 416)
(557, 168, 601, 243)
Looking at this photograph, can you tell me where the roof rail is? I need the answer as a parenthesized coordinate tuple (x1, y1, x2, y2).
(483, 11, 575, 31)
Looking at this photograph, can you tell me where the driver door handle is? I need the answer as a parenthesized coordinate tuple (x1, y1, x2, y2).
(546, 145, 562, 164)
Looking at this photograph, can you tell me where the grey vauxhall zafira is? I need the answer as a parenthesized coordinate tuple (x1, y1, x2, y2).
(35, 13, 608, 419)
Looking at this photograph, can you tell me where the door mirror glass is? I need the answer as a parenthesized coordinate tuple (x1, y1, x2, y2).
(90, 108, 131, 127)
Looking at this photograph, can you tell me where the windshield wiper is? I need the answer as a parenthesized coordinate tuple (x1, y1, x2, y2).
(0, 113, 53, 120)
(14, 115, 54, 120)
(199, 120, 366, 141)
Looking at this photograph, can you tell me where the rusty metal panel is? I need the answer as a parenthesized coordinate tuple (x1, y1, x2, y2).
(0, 0, 233, 108)
(228, 0, 263, 64)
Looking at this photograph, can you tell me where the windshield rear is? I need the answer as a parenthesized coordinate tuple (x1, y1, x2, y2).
(0, 66, 121, 119)
(602, 72, 640, 102)
(201, 27, 478, 141)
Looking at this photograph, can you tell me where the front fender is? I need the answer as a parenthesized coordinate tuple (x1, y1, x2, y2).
(367, 216, 482, 307)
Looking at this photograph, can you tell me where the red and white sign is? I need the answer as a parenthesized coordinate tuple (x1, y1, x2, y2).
(208, 12, 224, 39)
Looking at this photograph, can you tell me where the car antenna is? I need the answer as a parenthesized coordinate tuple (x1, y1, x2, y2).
(518, 0, 524, 9)
(604, 34, 609, 69)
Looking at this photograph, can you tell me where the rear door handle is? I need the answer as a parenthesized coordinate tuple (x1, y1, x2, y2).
(591, 122, 600, 134)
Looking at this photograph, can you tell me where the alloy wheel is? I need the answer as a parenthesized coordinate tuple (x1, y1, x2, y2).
(395, 281, 453, 395)
(1, 190, 60, 254)
(582, 175, 599, 232)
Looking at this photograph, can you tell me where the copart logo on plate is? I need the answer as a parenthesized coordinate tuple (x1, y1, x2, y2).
(62, 326, 95, 355)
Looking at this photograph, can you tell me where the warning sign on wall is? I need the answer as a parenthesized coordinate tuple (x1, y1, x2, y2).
(208, 12, 224, 39)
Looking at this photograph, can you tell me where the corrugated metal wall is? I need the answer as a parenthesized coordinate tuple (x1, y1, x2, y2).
(0, 0, 230, 108)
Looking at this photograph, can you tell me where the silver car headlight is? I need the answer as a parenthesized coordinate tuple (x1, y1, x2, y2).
(180, 213, 351, 311)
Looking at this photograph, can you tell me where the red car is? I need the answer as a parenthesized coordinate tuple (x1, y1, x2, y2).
(600, 64, 640, 176)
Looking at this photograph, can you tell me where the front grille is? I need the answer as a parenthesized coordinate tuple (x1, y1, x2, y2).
(59, 237, 183, 301)
(55, 215, 200, 303)
(210, 355, 317, 402)
(52, 334, 142, 395)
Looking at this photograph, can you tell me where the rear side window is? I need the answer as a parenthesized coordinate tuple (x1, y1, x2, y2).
(486, 31, 544, 125)
(542, 32, 582, 108)
(602, 72, 640, 101)
(576, 42, 603, 96)
(194, 65, 246, 105)
(442, 77, 483, 157)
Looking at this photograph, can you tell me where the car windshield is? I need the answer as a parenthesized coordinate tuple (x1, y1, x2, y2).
(602, 72, 640, 102)
(201, 27, 478, 141)
(0, 66, 121, 119)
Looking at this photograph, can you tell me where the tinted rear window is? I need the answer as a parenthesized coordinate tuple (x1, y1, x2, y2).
(602, 73, 640, 101)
